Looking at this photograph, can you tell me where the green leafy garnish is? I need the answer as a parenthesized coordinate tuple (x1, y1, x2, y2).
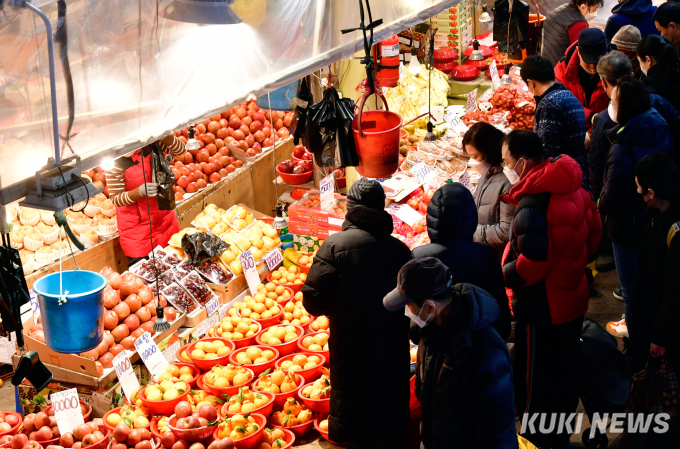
(259, 368, 271, 377)
(252, 424, 259, 431)
(123, 418, 132, 428)
(254, 385, 265, 390)
(274, 439, 284, 448)
(324, 378, 330, 387)
(235, 426, 246, 434)
(190, 390, 199, 395)
(177, 389, 185, 393)
(215, 398, 225, 404)
(207, 419, 219, 427)
(282, 415, 290, 424)
(322, 386, 331, 393)
(222, 393, 230, 399)
(255, 394, 263, 399)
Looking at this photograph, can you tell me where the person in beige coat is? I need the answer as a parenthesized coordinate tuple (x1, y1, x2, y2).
(463, 123, 516, 259)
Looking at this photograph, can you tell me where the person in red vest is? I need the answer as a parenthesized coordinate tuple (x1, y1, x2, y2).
(105, 135, 186, 262)
(555, 28, 611, 128)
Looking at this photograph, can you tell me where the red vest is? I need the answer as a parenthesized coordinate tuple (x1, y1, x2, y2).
(117, 150, 179, 258)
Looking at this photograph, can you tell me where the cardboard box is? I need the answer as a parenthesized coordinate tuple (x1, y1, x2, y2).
(292, 234, 326, 253)
(288, 190, 347, 231)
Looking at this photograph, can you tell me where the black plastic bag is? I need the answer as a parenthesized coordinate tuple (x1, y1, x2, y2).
(181, 233, 230, 265)
(304, 87, 358, 167)
(293, 76, 313, 145)
(493, 0, 530, 55)
(152, 143, 176, 211)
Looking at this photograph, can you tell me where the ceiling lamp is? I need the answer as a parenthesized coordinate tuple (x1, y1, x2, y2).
(479, 5, 492, 22)
(161, 0, 241, 25)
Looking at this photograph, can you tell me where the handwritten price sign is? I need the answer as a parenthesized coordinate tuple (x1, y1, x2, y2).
(264, 249, 283, 272)
(466, 88, 478, 113)
(490, 61, 500, 88)
(50, 389, 84, 435)
(112, 352, 140, 402)
(205, 296, 219, 317)
(411, 163, 432, 184)
(445, 113, 468, 134)
(134, 331, 169, 377)
(319, 173, 334, 211)
(239, 250, 260, 295)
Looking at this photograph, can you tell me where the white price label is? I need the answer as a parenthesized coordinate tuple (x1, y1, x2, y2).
(459, 169, 471, 189)
(134, 332, 169, 377)
(50, 389, 84, 435)
(112, 352, 140, 402)
(466, 88, 478, 113)
(395, 205, 425, 227)
(319, 173, 335, 211)
(0, 337, 14, 364)
(193, 313, 219, 340)
(489, 60, 498, 80)
(399, 62, 405, 80)
(239, 250, 260, 295)
(206, 297, 220, 317)
(445, 113, 468, 134)
(163, 341, 180, 364)
(29, 290, 40, 324)
(411, 163, 432, 183)
(381, 43, 400, 57)
(264, 249, 283, 272)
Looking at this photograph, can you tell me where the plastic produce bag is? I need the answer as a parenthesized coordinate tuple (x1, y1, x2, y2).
(493, 0, 529, 55)
(305, 87, 358, 167)
(626, 356, 680, 416)
(293, 76, 314, 145)
(152, 143, 176, 211)
(181, 233, 229, 265)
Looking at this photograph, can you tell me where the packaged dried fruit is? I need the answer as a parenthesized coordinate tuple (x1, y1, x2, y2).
(162, 251, 184, 267)
(179, 271, 213, 306)
(194, 259, 233, 285)
(150, 271, 175, 294)
(162, 282, 199, 314)
(130, 258, 171, 282)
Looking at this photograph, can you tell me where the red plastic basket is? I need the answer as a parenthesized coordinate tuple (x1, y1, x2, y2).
(255, 325, 303, 357)
(228, 345, 280, 377)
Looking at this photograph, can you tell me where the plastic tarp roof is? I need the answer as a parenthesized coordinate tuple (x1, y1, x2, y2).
(0, 0, 459, 204)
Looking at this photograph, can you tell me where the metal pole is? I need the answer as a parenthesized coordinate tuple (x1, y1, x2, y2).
(25, 1, 61, 166)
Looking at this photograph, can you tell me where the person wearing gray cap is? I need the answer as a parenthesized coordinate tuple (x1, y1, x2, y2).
(611, 25, 643, 76)
(383, 257, 517, 449)
(301, 177, 412, 447)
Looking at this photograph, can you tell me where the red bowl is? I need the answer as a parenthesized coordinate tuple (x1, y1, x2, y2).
(199, 368, 255, 398)
(219, 391, 275, 419)
(291, 152, 312, 162)
(266, 428, 295, 449)
(433, 46, 457, 61)
(86, 426, 111, 449)
(452, 64, 480, 81)
(150, 417, 165, 439)
(45, 401, 93, 422)
(335, 176, 346, 188)
(434, 60, 457, 74)
(186, 337, 236, 371)
(295, 255, 313, 275)
(213, 413, 267, 449)
(275, 286, 295, 306)
(237, 306, 283, 330)
(177, 347, 195, 364)
(0, 413, 25, 437)
(296, 331, 330, 362)
(269, 414, 316, 439)
(256, 325, 303, 357)
(252, 373, 305, 409)
(167, 414, 217, 442)
(276, 166, 312, 186)
(273, 353, 324, 384)
(139, 384, 191, 416)
(298, 381, 330, 414)
(229, 345, 280, 377)
(168, 363, 201, 389)
(266, 273, 304, 293)
(208, 319, 262, 349)
(464, 44, 493, 58)
(314, 416, 349, 446)
(399, 128, 409, 140)
(103, 406, 152, 431)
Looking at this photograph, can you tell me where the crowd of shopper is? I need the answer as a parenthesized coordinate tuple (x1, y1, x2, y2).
(301, 3, 680, 448)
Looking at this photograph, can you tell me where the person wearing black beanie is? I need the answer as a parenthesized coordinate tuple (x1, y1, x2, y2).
(301, 178, 412, 447)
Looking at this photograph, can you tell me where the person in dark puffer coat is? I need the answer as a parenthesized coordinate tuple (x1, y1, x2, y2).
(500, 130, 601, 449)
(301, 178, 412, 447)
(604, 0, 658, 41)
(383, 258, 517, 449)
(412, 182, 511, 340)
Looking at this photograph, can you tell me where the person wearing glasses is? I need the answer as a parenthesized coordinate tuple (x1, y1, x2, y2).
(500, 130, 601, 449)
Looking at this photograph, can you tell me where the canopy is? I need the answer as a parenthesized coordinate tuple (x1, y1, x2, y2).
(0, 0, 457, 205)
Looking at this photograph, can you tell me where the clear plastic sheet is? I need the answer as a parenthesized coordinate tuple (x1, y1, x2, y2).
(0, 0, 457, 201)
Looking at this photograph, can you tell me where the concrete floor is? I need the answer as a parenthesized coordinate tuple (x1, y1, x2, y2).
(0, 269, 627, 448)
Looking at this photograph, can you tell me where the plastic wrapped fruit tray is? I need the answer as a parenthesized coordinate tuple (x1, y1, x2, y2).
(288, 190, 348, 231)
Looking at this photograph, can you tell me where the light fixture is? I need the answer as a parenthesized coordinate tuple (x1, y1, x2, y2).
(271, 204, 288, 231)
(185, 127, 201, 151)
(479, 5, 492, 22)
(100, 158, 115, 171)
(469, 40, 484, 61)
(501, 64, 513, 85)
(160, 0, 241, 25)
(408, 48, 421, 75)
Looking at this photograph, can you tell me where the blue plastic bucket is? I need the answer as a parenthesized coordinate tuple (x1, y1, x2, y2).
(256, 80, 301, 110)
(32, 270, 107, 353)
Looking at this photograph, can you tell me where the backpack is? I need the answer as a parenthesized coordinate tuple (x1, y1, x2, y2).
(667, 222, 680, 248)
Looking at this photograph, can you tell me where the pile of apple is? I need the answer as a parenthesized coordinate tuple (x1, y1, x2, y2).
(276, 159, 312, 176)
(0, 411, 20, 433)
(291, 145, 312, 161)
(76, 267, 179, 376)
(10, 418, 105, 449)
(156, 402, 230, 449)
(109, 422, 156, 449)
(170, 148, 243, 202)
(80, 167, 110, 197)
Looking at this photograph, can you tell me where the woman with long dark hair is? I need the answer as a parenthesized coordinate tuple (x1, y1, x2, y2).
(637, 34, 680, 110)
(463, 122, 515, 258)
(601, 77, 675, 346)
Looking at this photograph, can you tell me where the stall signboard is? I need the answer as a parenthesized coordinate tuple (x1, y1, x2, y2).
(319, 173, 335, 211)
(50, 389, 84, 435)
(112, 352, 140, 402)
(239, 250, 260, 295)
(134, 331, 169, 377)
(466, 88, 478, 113)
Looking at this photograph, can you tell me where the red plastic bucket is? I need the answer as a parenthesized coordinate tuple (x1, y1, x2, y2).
(352, 89, 403, 178)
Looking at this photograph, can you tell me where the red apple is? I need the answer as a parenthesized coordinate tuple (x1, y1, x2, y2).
(196, 179, 208, 189)
(209, 173, 221, 183)
(176, 176, 190, 189)
(186, 182, 198, 193)
(196, 150, 210, 163)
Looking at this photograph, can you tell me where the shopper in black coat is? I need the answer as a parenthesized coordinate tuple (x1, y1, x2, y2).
(637, 35, 680, 112)
(412, 182, 511, 340)
(302, 178, 412, 446)
(383, 259, 517, 449)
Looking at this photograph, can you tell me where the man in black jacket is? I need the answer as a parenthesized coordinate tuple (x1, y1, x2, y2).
(412, 182, 511, 340)
(383, 258, 517, 449)
(302, 178, 412, 447)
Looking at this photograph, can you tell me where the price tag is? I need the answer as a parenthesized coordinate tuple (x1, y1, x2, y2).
(112, 352, 140, 402)
(29, 290, 40, 325)
(134, 331, 169, 377)
(264, 249, 283, 272)
(466, 88, 478, 113)
(395, 205, 425, 227)
(459, 169, 471, 189)
(319, 172, 335, 211)
(0, 337, 14, 364)
(445, 113, 468, 134)
(206, 296, 219, 317)
(489, 60, 498, 80)
(193, 313, 219, 340)
(411, 163, 432, 183)
(399, 62, 405, 80)
(239, 250, 260, 295)
(50, 389, 84, 435)
(516, 101, 531, 108)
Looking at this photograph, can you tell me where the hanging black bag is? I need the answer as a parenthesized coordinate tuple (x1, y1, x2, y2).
(151, 143, 176, 211)
(493, 0, 530, 55)
(292, 76, 314, 145)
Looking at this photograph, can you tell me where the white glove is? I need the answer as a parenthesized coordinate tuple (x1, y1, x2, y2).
(138, 183, 158, 197)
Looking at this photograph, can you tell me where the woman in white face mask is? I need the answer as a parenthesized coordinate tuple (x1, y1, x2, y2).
(463, 123, 516, 258)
